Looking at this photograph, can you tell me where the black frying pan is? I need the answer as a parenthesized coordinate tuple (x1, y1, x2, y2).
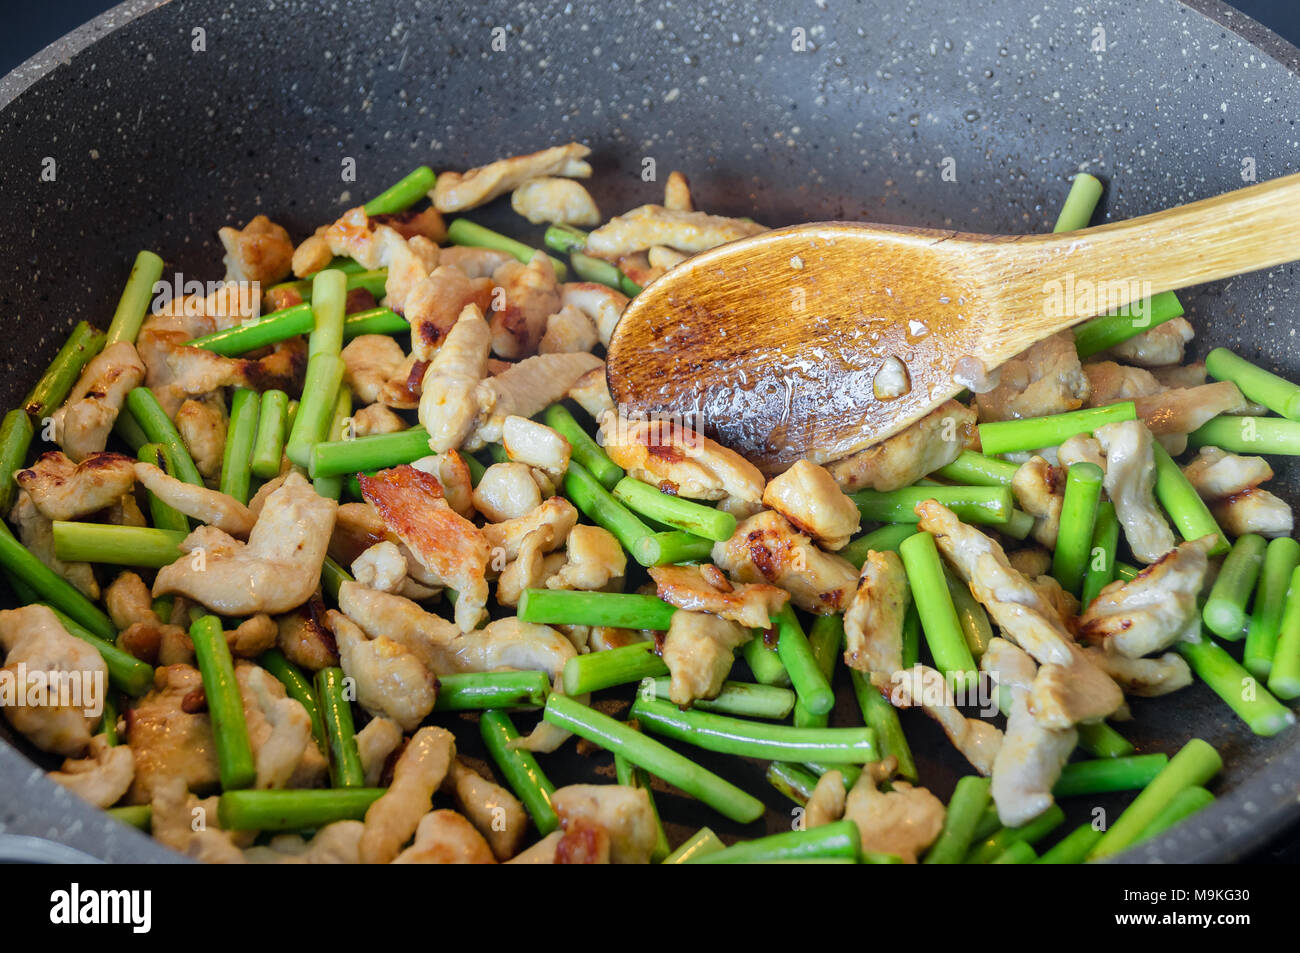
(1, 0, 1299, 863)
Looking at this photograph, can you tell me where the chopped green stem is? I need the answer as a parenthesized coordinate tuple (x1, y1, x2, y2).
(107, 805, 152, 831)
(944, 565, 993, 658)
(632, 530, 715, 567)
(1080, 501, 1119, 609)
(1076, 720, 1135, 759)
(991, 842, 1037, 864)
(1114, 561, 1141, 582)
(850, 485, 1014, 526)
(1052, 462, 1105, 596)
(1244, 537, 1300, 678)
(188, 304, 407, 356)
(570, 250, 642, 296)
(839, 523, 918, 569)
(258, 649, 327, 752)
(543, 223, 589, 255)
(266, 269, 388, 306)
(563, 460, 654, 556)
(219, 388, 260, 505)
(613, 477, 736, 541)
(521, 589, 676, 632)
(1036, 823, 1104, 864)
(218, 788, 385, 831)
(978, 402, 1137, 455)
(250, 389, 290, 479)
(1151, 442, 1229, 554)
(51, 522, 185, 568)
(850, 670, 917, 781)
(285, 353, 345, 469)
(1267, 565, 1300, 700)
(543, 694, 765, 823)
(314, 666, 365, 788)
(1178, 635, 1295, 736)
(1073, 292, 1185, 360)
(794, 613, 843, 728)
(561, 641, 669, 695)
(900, 531, 976, 689)
(613, 730, 671, 862)
(771, 604, 835, 718)
(1088, 738, 1223, 860)
(1203, 533, 1266, 639)
(964, 804, 1065, 864)
(1205, 347, 1300, 420)
(363, 165, 436, 215)
(1135, 786, 1215, 844)
(433, 670, 551, 710)
(99, 691, 119, 745)
(47, 604, 154, 696)
(924, 775, 992, 864)
(631, 695, 878, 763)
(112, 406, 148, 452)
(0, 410, 34, 514)
(0, 522, 115, 640)
(541, 404, 623, 489)
(1188, 415, 1300, 455)
(901, 603, 921, 669)
(741, 636, 791, 687)
(308, 268, 348, 359)
(190, 615, 256, 790)
(1053, 754, 1169, 797)
(22, 321, 106, 418)
(1052, 172, 1103, 232)
(689, 820, 861, 864)
(648, 677, 795, 719)
(931, 450, 1020, 487)
(321, 556, 352, 603)
(126, 387, 204, 487)
(137, 443, 190, 533)
(766, 761, 820, 803)
(662, 827, 724, 864)
(480, 710, 559, 835)
(311, 425, 431, 477)
(313, 385, 353, 500)
(446, 219, 567, 280)
(105, 250, 165, 346)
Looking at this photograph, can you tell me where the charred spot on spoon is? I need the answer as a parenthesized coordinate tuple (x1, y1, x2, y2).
(873, 355, 911, 400)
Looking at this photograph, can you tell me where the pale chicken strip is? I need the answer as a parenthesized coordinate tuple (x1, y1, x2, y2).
(551, 784, 658, 864)
(600, 415, 765, 504)
(496, 527, 564, 607)
(562, 283, 628, 348)
(330, 610, 436, 731)
(539, 303, 600, 355)
(244, 821, 365, 865)
(15, 451, 136, 521)
(174, 396, 228, 480)
(1183, 446, 1294, 538)
(976, 331, 1090, 423)
(1082, 646, 1194, 697)
(448, 618, 576, 679)
(337, 580, 460, 673)
(661, 610, 752, 706)
(133, 462, 255, 537)
(761, 460, 861, 550)
(351, 402, 406, 437)
(433, 143, 592, 213)
(511, 176, 601, 225)
(467, 351, 604, 448)
(1101, 316, 1194, 367)
(502, 416, 571, 479)
(218, 215, 294, 285)
(586, 205, 766, 257)
(567, 366, 616, 422)
(355, 717, 403, 787)
(153, 473, 337, 615)
(10, 491, 99, 599)
(841, 759, 946, 864)
(804, 770, 847, 829)
(916, 500, 1124, 726)
(360, 726, 456, 864)
(842, 550, 911, 676)
(482, 496, 579, 562)
(411, 451, 475, 518)
(359, 465, 490, 632)
(418, 303, 492, 452)
(52, 342, 145, 461)
(827, 400, 976, 492)
(712, 510, 858, 614)
(1011, 456, 1063, 549)
(473, 462, 544, 522)
(1133, 381, 1246, 438)
(1078, 536, 1215, 658)
(547, 524, 627, 592)
(1094, 420, 1176, 564)
(887, 665, 1002, 775)
(992, 693, 1077, 827)
(341, 334, 407, 404)
(488, 253, 562, 359)
(443, 758, 528, 860)
(48, 734, 135, 808)
(124, 665, 219, 803)
(392, 809, 497, 864)
(649, 563, 787, 628)
(0, 604, 107, 757)
(236, 662, 326, 790)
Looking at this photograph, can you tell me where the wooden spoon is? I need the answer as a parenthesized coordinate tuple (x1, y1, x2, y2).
(606, 172, 1300, 473)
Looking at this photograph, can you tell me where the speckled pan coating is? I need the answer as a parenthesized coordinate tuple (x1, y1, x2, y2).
(1, 0, 1298, 864)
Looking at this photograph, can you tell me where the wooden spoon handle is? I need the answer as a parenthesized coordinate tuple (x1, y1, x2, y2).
(974, 171, 1300, 363)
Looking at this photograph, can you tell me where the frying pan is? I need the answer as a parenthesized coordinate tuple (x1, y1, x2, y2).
(1, 0, 1298, 864)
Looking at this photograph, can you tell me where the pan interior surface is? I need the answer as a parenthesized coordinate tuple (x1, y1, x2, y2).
(1, 0, 1299, 863)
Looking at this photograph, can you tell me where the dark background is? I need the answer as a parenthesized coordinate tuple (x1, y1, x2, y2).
(2, 0, 1299, 864)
